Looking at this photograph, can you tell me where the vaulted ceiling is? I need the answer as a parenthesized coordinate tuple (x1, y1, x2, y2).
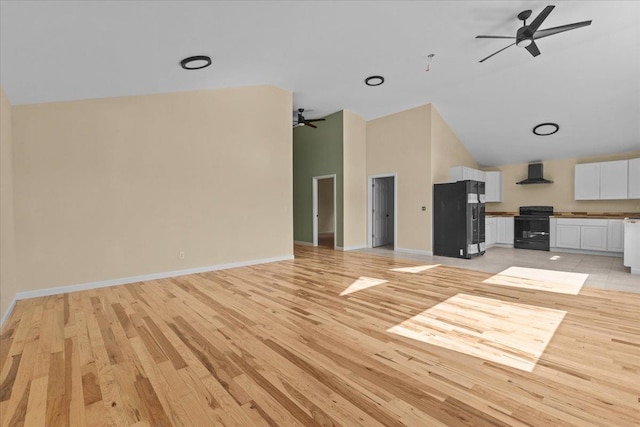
(1, 1, 638, 166)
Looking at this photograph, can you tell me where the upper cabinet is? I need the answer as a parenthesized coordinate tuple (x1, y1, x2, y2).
(629, 158, 640, 199)
(484, 171, 502, 202)
(600, 160, 628, 200)
(574, 163, 600, 200)
(450, 166, 485, 183)
(450, 166, 502, 202)
(575, 159, 637, 200)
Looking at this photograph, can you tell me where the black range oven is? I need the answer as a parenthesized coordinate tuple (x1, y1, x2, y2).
(514, 206, 553, 251)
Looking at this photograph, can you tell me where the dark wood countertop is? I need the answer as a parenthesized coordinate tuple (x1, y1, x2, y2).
(485, 211, 639, 219)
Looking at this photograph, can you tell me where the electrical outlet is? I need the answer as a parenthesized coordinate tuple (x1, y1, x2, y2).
(179, 251, 185, 259)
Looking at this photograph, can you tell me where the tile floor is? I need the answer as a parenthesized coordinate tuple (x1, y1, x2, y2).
(355, 245, 640, 293)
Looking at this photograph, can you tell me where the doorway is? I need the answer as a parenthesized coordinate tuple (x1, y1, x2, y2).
(312, 175, 336, 248)
(368, 174, 396, 249)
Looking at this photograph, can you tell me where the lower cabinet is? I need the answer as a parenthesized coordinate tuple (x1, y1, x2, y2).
(556, 224, 581, 249)
(496, 216, 514, 244)
(608, 220, 624, 252)
(580, 226, 608, 251)
(485, 217, 497, 246)
(485, 216, 513, 247)
(554, 218, 624, 252)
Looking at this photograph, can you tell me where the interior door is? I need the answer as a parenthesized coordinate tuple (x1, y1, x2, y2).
(373, 178, 392, 247)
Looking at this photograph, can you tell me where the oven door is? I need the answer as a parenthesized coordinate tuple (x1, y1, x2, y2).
(514, 216, 550, 251)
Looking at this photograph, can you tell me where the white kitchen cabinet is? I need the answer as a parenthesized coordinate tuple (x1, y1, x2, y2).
(580, 225, 608, 251)
(629, 158, 640, 199)
(485, 217, 497, 247)
(556, 224, 582, 249)
(624, 219, 640, 274)
(600, 160, 628, 200)
(496, 216, 514, 244)
(607, 220, 624, 252)
(485, 171, 502, 202)
(575, 163, 600, 200)
(575, 159, 637, 200)
(450, 166, 485, 183)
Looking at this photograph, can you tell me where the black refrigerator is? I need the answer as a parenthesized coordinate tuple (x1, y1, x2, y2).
(433, 180, 486, 259)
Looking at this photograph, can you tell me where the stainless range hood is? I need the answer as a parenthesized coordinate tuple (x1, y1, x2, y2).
(516, 163, 554, 185)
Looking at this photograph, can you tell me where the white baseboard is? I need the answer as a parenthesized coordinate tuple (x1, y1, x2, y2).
(2, 254, 293, 326)
(294, 240, 313, 246)
(342, 245, 367, 251)
(549, 247, 623, 258)
(395, 247, 433, 256)
(0, 298, 17, 329)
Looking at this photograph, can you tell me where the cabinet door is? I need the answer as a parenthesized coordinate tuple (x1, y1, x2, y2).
(600, 160, 628, 200)
(485, 218, 496, 246)
(628, 158, 640, 199)
(575, 163, 600, 200)
(556, 225, 581, 249)
(607, 220, 624, 252)
(450, 166, 464, 182)
(580, 226, 608, 251)
(496, 217, 514, 244)
(485, 171, 502, 202)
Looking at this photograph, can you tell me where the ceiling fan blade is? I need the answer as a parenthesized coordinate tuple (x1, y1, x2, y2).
(528, 5, 555, 32)
(525, 41, 541, 57)
(306, 122, 317, 129)
(476, 35, 515, 39)
(534, 20, 592, 40)
(479, 42, 516, 63)
(305, 118, 326, 123)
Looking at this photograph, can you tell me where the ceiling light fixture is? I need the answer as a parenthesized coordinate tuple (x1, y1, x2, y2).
(533, 122, 559, 136)
(365, 75, 384, 86)
(180, 55, 212, 70)
(516, 38, 533, 48)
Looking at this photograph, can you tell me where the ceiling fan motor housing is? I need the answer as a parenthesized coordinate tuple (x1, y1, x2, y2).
(516, 26, 534, 47)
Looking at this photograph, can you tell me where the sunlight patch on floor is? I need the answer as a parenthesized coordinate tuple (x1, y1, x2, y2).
(340, 277, 388, 296)
(387, 293, 566, 372)
(389, 264, 441, 273)
(483, 266, 588, 295)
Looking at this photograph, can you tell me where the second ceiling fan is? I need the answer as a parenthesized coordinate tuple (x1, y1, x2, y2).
(293, 109, 325, 128)
(476, 5, 592, 63)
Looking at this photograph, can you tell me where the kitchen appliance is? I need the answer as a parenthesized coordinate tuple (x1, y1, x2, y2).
(514, 206, 553, 250)
(433, 180, 486, 259)
(516, 163, 554, 185)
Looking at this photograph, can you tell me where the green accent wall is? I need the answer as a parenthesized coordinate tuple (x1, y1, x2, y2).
(293, 111, 344, 246)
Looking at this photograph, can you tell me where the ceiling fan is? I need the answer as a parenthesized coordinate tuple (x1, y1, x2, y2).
(476, 5, 592, 63)
(293, 108, 325, 128)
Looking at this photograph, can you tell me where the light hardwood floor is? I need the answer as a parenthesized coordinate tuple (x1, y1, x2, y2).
(1, 245, 639, 426)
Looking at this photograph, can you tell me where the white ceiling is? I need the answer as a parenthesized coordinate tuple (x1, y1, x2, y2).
(1, 1, 639, 166)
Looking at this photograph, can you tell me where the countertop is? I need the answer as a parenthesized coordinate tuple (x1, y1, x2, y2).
(485, 211, 640, 219)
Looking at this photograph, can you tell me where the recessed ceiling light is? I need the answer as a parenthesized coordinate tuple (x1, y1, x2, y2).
(365, 75, 384, 86)
(533, 122, 559, 136)
(180, 55, 212, 70)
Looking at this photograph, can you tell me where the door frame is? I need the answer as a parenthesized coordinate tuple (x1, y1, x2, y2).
(312, 174, 337, 248)
(368, 173, 397, 250)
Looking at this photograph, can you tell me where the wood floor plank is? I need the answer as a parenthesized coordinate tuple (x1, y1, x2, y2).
(2, 245, 639, 426)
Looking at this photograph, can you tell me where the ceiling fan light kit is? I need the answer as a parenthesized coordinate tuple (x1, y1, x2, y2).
(476, 5, 592, 63)
(533, 123, 559, 136)
(180, 55, 212, 70)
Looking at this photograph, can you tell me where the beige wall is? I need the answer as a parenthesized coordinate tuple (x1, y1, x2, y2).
(12, 85, 293, 293)
(486, 151, 640, 213)
(429, 106, 479, 251)
(1, 88, 17, 320)
(366, 105, 431, 252)
(342, 110, 367, 249)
